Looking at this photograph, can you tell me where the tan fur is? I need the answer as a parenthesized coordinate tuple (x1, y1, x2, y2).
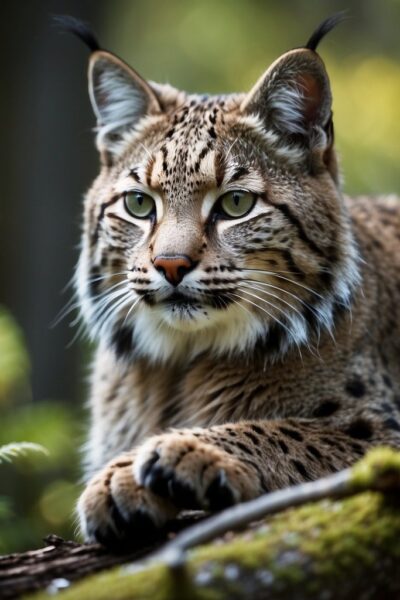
(73, 32, 400, 544)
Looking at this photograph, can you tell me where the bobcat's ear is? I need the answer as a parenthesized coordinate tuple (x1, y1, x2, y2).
(241, 48, 332, 142)
(88, 51, 162, 161)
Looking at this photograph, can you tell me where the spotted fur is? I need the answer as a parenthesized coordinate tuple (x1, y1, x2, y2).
(64, 16, 400, 545)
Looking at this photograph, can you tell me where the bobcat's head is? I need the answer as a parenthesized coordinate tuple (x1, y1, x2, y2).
(68, 15, 360, 363)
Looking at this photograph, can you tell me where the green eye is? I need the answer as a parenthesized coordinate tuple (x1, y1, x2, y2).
(124, 191, 155, 218)
(219, 190, 256, 218)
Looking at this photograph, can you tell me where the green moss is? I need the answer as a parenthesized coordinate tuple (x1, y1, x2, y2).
(351, 446, 400, 490)
(190, 490, 400, 596)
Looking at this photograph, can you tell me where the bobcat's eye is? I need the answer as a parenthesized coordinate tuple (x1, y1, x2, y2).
(124, 191, 155, 219)
(218, 191, 256, 219)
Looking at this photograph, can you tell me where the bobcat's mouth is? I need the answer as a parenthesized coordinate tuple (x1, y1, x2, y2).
(139, 289, 235, 331)
(162, 292, 199, 308)
(160, 292, 203, 322)
(160, 290, 233, 311)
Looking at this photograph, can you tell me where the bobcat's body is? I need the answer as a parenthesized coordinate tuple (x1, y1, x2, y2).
(65, 16, 400, 544)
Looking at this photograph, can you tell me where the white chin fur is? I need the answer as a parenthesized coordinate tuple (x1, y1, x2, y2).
(157, 305, 215, 333)
(132, 302, 265, 363)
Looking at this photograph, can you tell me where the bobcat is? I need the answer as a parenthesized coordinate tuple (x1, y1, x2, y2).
(61, 15, 400, 545)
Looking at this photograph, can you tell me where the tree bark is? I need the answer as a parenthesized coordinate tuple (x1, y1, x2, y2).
(0, 515, 203, 599)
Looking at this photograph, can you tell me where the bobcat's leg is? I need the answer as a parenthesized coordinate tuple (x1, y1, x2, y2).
(78, 415, 398, 545)
(135, 416, 397, 507)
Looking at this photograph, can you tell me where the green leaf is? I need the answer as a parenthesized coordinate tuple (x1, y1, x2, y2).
(0, 442, 49, 464)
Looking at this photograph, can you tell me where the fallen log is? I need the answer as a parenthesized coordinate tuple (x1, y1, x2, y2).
(1, 447, 400, 600)
(0, 516, 203, 599)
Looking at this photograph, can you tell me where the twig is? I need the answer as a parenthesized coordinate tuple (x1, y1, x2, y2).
(152, 453, 400, 567)
(154, 468, 352, 567)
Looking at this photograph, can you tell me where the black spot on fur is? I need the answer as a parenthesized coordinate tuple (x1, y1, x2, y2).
(243, 431, 259, 444)
(345, 378, 366, 398)
(256, 323, 285, 355)
(345, 419, 373, 440)
(236, 441, 254, 456)
(278, 440, 289, 454)
(313, 400, 340, 418)
(321, 436, 336, 446)
(279, 427, 303, 442)
(306, 444, 322, 459)
(251, 424, 265, 435)
(291, 459, 311, 481)
(111, 326, 134, 358)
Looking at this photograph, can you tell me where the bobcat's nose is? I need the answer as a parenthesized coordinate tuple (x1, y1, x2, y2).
(153, 254, 196, 286)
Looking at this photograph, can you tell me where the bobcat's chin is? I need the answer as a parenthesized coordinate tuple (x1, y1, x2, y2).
(147, 299, 231, 334)
(130, 300, 265, 363)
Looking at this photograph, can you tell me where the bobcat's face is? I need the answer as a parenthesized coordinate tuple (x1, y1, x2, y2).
(77, 46, 360, 363)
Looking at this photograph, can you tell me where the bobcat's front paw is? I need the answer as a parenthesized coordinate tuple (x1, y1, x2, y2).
(135, 432, 260, 511)
(77, 453, 177, 545)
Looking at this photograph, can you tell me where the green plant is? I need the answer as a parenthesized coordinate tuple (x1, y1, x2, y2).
(0, 442, 48, 464)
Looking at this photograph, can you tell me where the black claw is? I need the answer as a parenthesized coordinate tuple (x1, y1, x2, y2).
(139, 451, 160, 484)
(206, 470, 236, 510)
(144, 463, 172, 497)
(93, 525, 120, 548)
(141, 457, 201, 509)
(93, 506, 158, 550)
(168, 477, 201, 509)
(125, 509, 158, 539)
(110, 502, 129, 533)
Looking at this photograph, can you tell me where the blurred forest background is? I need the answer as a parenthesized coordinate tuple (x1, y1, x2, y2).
(0, 0, 399, 553)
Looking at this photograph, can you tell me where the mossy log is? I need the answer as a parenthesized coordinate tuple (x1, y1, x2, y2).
(24, 448, 400, 600)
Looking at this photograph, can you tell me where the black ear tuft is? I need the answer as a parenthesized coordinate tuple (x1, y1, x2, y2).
(53, 15, 101, 52)
(305, 12, 348, 52)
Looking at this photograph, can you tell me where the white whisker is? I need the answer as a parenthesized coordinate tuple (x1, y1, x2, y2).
(243, 278, 318, 314)
(86, 270, 130, 284)
(139, 142, 153, 161)
(240, 282, 305, 322)
(97, 293, 133, 336)
(122, 296, 142, 327)
(234, 288, 306, 360)
(230, 290, 291, 336)
(241, 268, 324, 300)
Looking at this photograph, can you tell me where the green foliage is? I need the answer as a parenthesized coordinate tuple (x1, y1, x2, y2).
(0, 305, 82, 553)
(0, 442, 48, 464)
(0, 402, 82, 553)
(0, 307, 30, 406)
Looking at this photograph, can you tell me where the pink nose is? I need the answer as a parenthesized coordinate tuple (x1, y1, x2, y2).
(153, 254, 195, 286)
